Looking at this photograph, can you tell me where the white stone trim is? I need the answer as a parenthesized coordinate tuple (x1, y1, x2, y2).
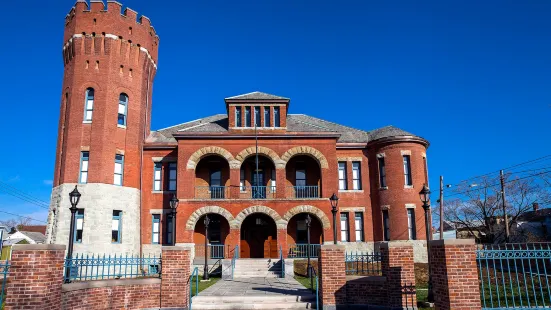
(376, 153, 385, 158)
(405, 203, 416, 209)
(336, 157, 363, 162)
(422, 152, 427, 158)
(151, 156, 177, 163)
(116, 149, 125, 155)
(117, 124, 127, 129)
(81, 146, 90, 151)
(379, 186, 388, 191)
(340, 207, 365, 213)
(381, 205, 390, 210)
(401, 150, 411, 156)
(83, 120, 92, 124)
(404, 185, 414, 189)
(338, 190, 364, 193)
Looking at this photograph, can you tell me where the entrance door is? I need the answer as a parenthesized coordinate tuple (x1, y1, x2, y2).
(240, 213, 277, 258)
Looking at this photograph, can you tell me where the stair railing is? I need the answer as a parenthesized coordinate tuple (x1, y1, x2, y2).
(310, 265, 319, 309)
(231, 245, 238, 280)
(189, 267, 199, 310)
(279, 245, 285, 278)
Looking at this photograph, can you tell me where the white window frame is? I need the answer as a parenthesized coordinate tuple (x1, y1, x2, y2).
(354, 212, 364, 241)
(114, 154, 124, 186)
(79, 151, 89, 184)
(84, 88, 94, 122)
(340, 212, 349, 242)
(352, 161, 361, 190)
(167, 162, 177, 191)
(338, 162, 347, 190)
(153, 162, 162, 191)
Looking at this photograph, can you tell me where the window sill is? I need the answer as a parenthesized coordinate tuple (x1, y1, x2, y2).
(338, 190, 364, 193)
(82, 120, 92, 124)
(117, 124, 127, 129)
(379, 187, 388, 191)
(404, 185, 414, 189)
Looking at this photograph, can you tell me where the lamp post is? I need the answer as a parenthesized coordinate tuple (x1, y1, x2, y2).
(203, 215, 210, 280)
(169, 194, 179, 246)
(330, 193, 339, 244)
(419, 184, 434, 303)
(65, 185, 81, 283)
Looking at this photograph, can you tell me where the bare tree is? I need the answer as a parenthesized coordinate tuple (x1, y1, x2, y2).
(445, 172, 551, 243)
(0, 217, 33, 232)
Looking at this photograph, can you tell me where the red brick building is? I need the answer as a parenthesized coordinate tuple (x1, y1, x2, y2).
(46, 1, 431, 261)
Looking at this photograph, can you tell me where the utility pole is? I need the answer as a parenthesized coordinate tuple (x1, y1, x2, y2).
(439, 176, 444, 240)
(500, 170, 510, 242)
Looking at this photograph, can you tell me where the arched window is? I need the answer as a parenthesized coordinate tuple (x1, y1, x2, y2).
(84, 88, 94, 122)
(118, 93, 128, 126)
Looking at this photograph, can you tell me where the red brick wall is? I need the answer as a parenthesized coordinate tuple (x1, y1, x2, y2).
(430, 239, 481, 310)
(5, 244, 65, 310)
(345, 276, 388, 306)
(318, 244, 347, 308)
(380, 241, 417, 308)
(61, 280, 161, 309)
(55, 1, 158, 188)
(161, 246, 191, 308)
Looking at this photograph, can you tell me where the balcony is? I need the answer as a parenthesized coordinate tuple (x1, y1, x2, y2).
(286, 186, 319, 199)
(194, 185, 320, 200)
(194, 186, 230, 199)
(240, 186, 276, 199)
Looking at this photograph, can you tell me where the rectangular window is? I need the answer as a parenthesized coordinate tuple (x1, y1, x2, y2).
(382, 210, 390, 241)
(403, 155, 412, 186)
(423, 157, 428, 185)
(245, 107, 251, 127)
(153, 162, 162, 191)
(296, 218, 307, 243)
(167, 162, 177, 191)
(112, 210, 122, 243)
(271, 169, 276, 192)
(378, 158, 387, 188)
(274, 107, 280, 127)
(407, 209, 416, 240)
(118, 94, 128, 126)
(84, 88, 94, 121)
(240, 169, 246, 191)
(338, 162, 347, 190)
(352, 162, 361, 190)
(340, 213, 349, 242)
(79, 151, 89, 184)
(166, 214, 173, 245)
(235, 107, 242, 127)
(75, 209, 84, 243)
(114, 154, 124, 186)
(254, 106, 261, 127)
(354, 212, 364, 242)
(264, 107, 270, 127)
(152, 214, 160, 244)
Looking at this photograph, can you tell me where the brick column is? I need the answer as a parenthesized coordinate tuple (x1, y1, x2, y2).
(226, 228, 240, 257)
(277, 228, 288, 258)
(276, 167, 286, 198)
(229, 168, 240, 198)
(318, 244, 346, 310)
(5, 244, 65, 310)
(379, 241, 417, 309)
(161, 246, 192, 308)
(430, 239, 481, 310)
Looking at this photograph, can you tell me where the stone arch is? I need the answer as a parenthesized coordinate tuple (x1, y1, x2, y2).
(185, 206, 238, 230)
(282, 205, 331, 229)
(235, 146, 285, 169)
(281, 146, 329, 169)
(186, 146, 240, 170)
(235, 206, 287, 229)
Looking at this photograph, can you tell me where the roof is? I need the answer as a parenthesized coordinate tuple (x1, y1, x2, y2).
(518, 208, 551, 222)
(18, 225, 47, 234)
(225, 91, 289, 100)
(18, 231, 46, 244)
(2, 238, 26, 246)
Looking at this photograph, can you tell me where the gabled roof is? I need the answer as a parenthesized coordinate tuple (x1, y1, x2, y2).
(147, 113, 426, 145)
(18, 231, 46, 244)
(225, 91, 290, 100)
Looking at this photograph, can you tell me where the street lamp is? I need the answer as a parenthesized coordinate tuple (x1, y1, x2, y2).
(203, 215, 210, 280)
(330, 193, 339, 245)
(305, 214, 313, 288)
(65, 185, 81, 283)
(419, 184, 434, 303)
(169, 194, 179, 246)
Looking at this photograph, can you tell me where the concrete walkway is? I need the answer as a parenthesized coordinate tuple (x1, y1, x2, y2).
(199, 277, 312, 297)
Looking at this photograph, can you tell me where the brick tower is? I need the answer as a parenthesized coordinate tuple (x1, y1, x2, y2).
(46, 0, 159, 254)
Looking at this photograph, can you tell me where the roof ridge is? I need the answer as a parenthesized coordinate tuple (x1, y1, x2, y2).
(155, 114, 227, 132)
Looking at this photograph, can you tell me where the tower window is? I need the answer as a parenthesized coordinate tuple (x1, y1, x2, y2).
(403, 155, 412, 186)
(79, 151, 89, 184)
(118, 93, 128, 126)
(235, 107, 242, 127)
(382, 210, 390, 241)
(264, 107, 270, 127)
(378, 157, 387, 188)
(167, 162, 177, 191)
(75, 209, 84, 243)
(254, 107, 261, 127)
(114, 154, 124, 186)
(112, 210, 122, 243)
(407, 208, 416, 240)
(84, 88, 94, 121)
(152, 214, 160, 244)
(274, 107, 280, 127)
(245, 107, 251, 127)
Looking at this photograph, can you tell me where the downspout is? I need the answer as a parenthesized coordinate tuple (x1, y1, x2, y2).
(140, 62, 152, 260)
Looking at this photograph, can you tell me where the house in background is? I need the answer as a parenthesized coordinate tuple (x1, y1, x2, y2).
(7, 231, 46, 245)
(512, 203, 551, 242)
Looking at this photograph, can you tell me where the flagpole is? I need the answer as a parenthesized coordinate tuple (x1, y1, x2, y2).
(255, 121, 259, 189)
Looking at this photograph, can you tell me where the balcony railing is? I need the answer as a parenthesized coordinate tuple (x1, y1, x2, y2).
(194, 186, 229, 199)
(287, 186, 319, 199)
(240, 186, 276, 199)
(288, 244, 321, 258)
(194, 244, 236, 259)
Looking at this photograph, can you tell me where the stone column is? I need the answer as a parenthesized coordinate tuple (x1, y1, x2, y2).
(430, 239, 481, 310)
(5, 244, 66, 310)
(318, 244, 346, 309)
(161, 246, 192, 308)
(379, 241, 417, 309)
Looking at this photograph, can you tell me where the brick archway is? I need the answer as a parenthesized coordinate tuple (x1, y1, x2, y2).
(235, 146, 285, 169)
(234, 206, 287, 229)
(281, 146, 329, 169)
(185, 206, 238, 229)
(282, 205, 331, 229)
(186, 146, 240, 170)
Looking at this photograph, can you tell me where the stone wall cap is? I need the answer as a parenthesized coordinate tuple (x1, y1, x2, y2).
(430, 239, 476, 246)
(162, 245, 193, 251)
(377, 241, 413, 249)
(12, 244, 66, 251)
(62, 278, 161, 292)
(321, 244, 346, 250)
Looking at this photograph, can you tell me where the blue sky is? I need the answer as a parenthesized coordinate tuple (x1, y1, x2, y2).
(1, 0, 550, 224)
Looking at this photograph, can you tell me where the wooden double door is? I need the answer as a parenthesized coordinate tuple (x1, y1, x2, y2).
(240, 213, 278, 258)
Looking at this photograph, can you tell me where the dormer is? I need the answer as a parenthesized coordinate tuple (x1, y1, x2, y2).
(225, 92, 290, 133)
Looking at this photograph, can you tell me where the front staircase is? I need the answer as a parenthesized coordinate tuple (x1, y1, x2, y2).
(191, 258, 317, 309)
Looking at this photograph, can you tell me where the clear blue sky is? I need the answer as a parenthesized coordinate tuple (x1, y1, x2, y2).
(1, 0, 550, 224)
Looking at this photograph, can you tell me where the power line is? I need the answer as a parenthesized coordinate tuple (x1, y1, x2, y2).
(0, 180, 51, 206)
(0, 186, 50, 210)
(0, 210, 47, 224)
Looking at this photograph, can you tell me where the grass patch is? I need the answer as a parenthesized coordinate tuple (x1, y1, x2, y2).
(190, 276, 221, 295)
(294, 275, 317, 292)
